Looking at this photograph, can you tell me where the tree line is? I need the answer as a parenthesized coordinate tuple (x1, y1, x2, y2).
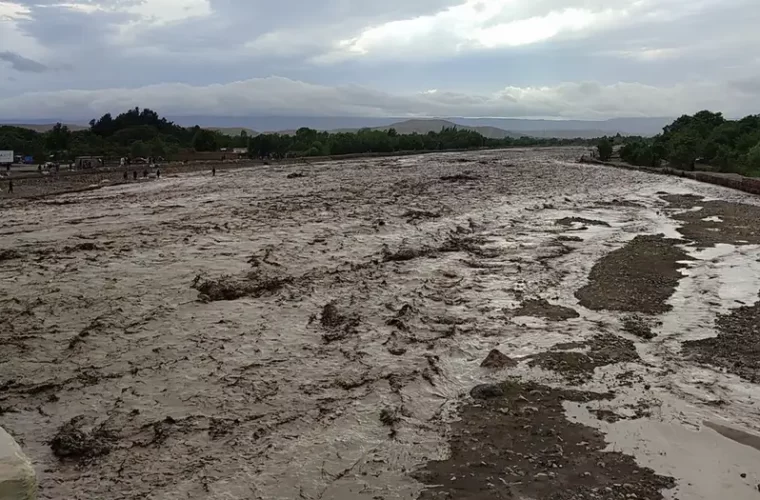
(247, 126, 595, 158)
(1, 108, 597, 163)
(0, 108, 246, 161)
(613, 111, 760, 176)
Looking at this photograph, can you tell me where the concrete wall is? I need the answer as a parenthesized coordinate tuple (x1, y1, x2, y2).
(0, 427, 36, 500)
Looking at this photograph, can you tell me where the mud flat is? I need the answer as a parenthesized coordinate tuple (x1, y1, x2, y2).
(575, 234, 692, 314)
(3, 148, 760, 499)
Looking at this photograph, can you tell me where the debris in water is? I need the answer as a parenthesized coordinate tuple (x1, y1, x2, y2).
(403, 209, 443, 222)
(0, 249, 21, 261)
(621, 314, 657, 340)
(440, 173, 479, 182)
(509, 298, 580, 321)
(379, 407, 401, 438)
(50, 416, 112, 461)
(555, 217, 611, 227)
(470, 383, 504, 399)
(192, 271, 291, 302)
(320, 302, 360, 342)
(63, 242, 100, 253)
(480, 349, 518, 369)
(382, 244, 434, 262)
(529, 333, 640, 383)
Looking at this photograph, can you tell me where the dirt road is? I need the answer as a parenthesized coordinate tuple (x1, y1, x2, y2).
(2, 148, 760, 500)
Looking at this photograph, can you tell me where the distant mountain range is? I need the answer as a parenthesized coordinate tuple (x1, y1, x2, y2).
(177, 116, 673, 138)
(273, 119, 521, 139)
(2, 116, 674, 139)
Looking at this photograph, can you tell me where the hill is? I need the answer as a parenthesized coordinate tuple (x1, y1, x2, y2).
(452, 117, 672, 137)
(271, 118, 651, 139)
(206, 127, 258, 137)
(1, 123, 88, 133)
(166, 116, 672, 138)
(368, 119, 519, 139)
(277, 119, 520, 139)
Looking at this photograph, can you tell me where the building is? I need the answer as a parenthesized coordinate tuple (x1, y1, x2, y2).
(74, 156, 104, 169)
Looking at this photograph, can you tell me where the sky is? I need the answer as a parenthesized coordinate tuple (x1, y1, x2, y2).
(0, 0, 759, 120)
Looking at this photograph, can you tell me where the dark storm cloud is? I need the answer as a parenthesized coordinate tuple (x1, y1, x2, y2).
(0, 51, 49, 73)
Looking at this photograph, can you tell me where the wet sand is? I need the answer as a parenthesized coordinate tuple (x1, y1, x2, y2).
(2, 148, 760, 499)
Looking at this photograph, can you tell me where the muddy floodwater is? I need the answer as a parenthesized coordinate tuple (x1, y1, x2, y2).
(3, 147, 760, 500)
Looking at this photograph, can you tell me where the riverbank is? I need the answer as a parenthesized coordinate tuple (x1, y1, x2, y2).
(579, 155, 760, 196)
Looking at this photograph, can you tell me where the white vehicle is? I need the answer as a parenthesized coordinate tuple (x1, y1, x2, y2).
(0, 150, 13, 165)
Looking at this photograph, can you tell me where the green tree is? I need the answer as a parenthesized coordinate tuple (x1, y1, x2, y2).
(45, 122, 71, 153)
(597, 137, 613, 161)
(130, 140, 149, 158)
(149, 138, 167, 158)
(743, 142, 760, 175)
(192, 129, 218, 152)
(667, 130, 701, 169)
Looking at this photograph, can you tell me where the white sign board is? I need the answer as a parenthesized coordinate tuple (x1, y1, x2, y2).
(0, 150, 13, 164)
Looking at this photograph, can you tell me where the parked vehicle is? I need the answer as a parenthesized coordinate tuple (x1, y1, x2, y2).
(0, 150, 13, 166)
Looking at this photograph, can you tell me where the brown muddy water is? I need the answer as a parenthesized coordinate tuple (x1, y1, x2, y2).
(2, 148, 760, 499)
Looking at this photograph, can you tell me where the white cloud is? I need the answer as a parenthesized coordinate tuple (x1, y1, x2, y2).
(128, 0, 211, 24)
(45, 0, 211, 24)
(0, 76, 756, 120)
(0, 0, 26, 18)
(0, 0, 758, 118)
(0, 1, 46, 59)
(608, 48, 683, 62)
(316, 0, 637, 63)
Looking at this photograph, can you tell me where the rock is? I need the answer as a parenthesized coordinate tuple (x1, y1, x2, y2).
(470, 384, 504, 400)
(480, 349, 518, 369)
(0, 426, 37, 500)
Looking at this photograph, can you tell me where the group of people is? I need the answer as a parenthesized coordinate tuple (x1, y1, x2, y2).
(5, 163, 221, 195)
(122, 168, 160, 181)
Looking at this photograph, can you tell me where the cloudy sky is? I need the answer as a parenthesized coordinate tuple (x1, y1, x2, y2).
(1, 0, 759, 120)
